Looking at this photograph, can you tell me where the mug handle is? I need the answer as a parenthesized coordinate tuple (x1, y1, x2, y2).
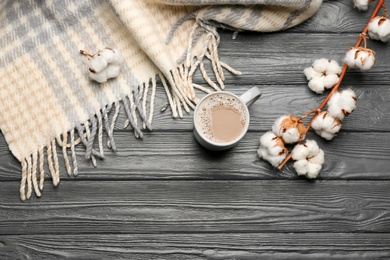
(240, 87, 262, 107)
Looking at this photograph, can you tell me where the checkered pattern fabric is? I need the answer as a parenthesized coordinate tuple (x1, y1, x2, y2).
(0, 0, 322, 200)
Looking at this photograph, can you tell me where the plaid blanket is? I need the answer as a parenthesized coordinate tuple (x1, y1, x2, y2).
(0, 0, 322, 200)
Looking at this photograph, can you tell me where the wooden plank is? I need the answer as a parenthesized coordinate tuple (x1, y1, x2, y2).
(290, 0, 382, 33)
(1, 131, 389, 181)
(110, 83, 390, 131)
(1, 180, 390, 235)
(1, 233, 390, 260)
(215, 33, 390, 85)
(110, 34, 390, 131)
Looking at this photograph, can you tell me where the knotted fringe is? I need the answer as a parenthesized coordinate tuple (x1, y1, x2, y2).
(19, 16, 241, 200)
(164, 15, 242, 118)
(19, 75, 158, 201)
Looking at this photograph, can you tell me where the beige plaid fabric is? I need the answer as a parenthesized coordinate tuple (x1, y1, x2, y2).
(0, 0, 322, 200)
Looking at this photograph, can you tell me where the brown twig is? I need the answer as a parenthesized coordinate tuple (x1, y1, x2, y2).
(277, 0, 385, 170)
(79, 49, 94, 58)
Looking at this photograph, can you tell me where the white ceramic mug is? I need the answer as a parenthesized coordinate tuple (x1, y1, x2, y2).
(193, 87, 261, 151)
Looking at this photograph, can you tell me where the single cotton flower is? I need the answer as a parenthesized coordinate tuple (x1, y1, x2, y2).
(291, 140, 325, 179)
(82, 47, 125, 83)
(327, 88, 357, 120)
(304, 59, 342, 94)
(345, 47, 375, 71)
(272, 115, 306, 144)
(311, 111, 342, 140)
(353, 0, 370, 11)
(368, 16, 390, 42)
(257, 131, 288, 167)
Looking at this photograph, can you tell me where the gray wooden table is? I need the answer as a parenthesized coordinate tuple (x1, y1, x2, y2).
(1, 1, 390, 259)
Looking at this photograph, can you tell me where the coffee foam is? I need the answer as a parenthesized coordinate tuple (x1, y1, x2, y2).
(195, 93, 247, 143)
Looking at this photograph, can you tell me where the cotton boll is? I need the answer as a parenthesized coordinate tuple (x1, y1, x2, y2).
(328, 89, 357, 120)
(378, 19, 390, 42)
(309, 149, 325, 166)
(312, 58, 329, 72)
(355, 51, 369, 68)
(311, 111, 342, 140)
(98, 48, 115, 63)
(84, 47, 125, 83)
(345, 47, 375, 71)
(306, 163, 322, 179)
(291, 140, 324, 179)
(327, 95, 345, 120)
(345, 48, 358, 67)
(356, 50, 375, 71)
(291, 143, 310, 161)
(105, 64, 121, 79)
(282, 127, 303, 144)
(327, 60, 343, 75)
(323, 74, 340, 89)
(308, 77, 326, 94)
(258, 131, 287, 167)
(259, 131, 278, 148)
(368, 17, 382, 40)
(304, 59, 342, 94)
(304, 67, 321, 81)
(258, 147, 286, 167)
(293, 160, 309, 176)
(258, 131, 287, 165)
(98, 48, 125, 65)
(89, 71, 108, 83)
(272, 115, 288, 137)
(368, 16, 390, 42)
(354, 0, 369, 11)
(88, 56, 108, 74)
(305, 140, 320, 158)
(360, 54, 375, 71)
(272, 115, 305, 144)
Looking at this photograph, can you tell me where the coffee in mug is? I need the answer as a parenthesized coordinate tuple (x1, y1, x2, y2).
(193, 87, 261, 151)
(195, 93, 247, 143)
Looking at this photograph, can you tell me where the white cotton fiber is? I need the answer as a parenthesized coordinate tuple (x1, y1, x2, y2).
(368, 16, 390, 42)
(354, 0, 369, 11)
(328, 89, 357, 120)
(304, 59, 342, 94)
(345, 47, 375, 71)
(291, 140, 324, 179)
(258, 131, 287, 167)
(87, 48, 125, 83)
(311, 111, 342, 140)
(272, 115, 305, 144)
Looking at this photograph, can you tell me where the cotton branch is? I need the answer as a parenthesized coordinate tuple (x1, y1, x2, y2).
(277, 0, 386, 170)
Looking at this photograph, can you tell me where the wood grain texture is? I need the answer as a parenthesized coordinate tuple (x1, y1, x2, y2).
(1, 1, 390, 259)
(290, 0, 383, 33)
(1, 180, 390, 234)
(0, 131, 389, 181)
(98, 82, 390, 132)
(1, 233, 390, 260)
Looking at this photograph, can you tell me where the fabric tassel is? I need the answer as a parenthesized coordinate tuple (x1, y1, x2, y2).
(149, 76, 157, 126)
(31, 150, 41, 197)
(58, 133, 72, 177)
(19, 159, 27, 201)
(159, 73, 177, 118)
(76, 124, 104, 159)
(133, 86, 151, 130)
(26, 156, 33, 200)
(84, 120, 97, 167)
(97, 112, 104, 157)
(51, 139, 60, 186)
(103, 103, 119, 151)
(123, 95, 143, 138)
(70, 129, 79, 176)
(38, 147, 45, 191)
